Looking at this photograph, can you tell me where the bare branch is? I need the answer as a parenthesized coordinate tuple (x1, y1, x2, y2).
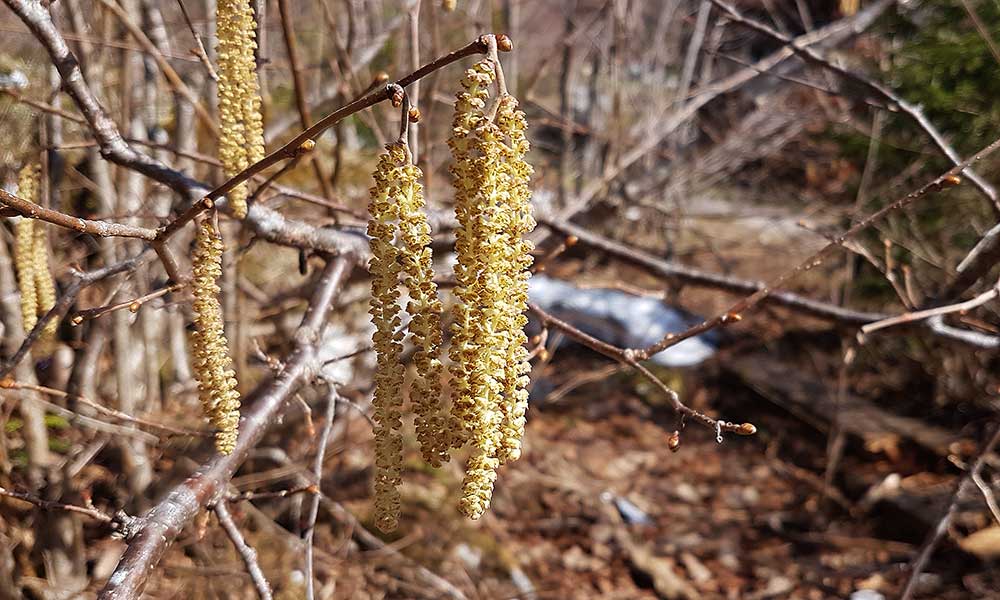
(97, 257, 350, 600)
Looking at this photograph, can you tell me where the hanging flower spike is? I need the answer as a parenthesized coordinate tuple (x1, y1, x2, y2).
(389, 143, 449, 468)
(32, 220, 58, 349)
(14, 164, 39, 336)
(449, 58, 536, 520)
(447, 59, 497, 457)
(493, 95, 535, 465)
(189, 219, 241, 454)
(368, 147, 407, 532)
(216, 0, 265, 219)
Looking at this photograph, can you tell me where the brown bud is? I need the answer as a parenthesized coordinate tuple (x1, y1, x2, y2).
(408, 107, 422, 123)
(128, 301, 142, 313)
(496, 34, 513, 52)
(667, 431, 681, 452)
(71, 315, 84, 326)
(373, 71, 390, 83)
(943, 174, 961, 186)
(299, 139, 317, 152)
(565, 235, 579, 247)
(736, 423, 757, 436)
(391, 88, 405, 108)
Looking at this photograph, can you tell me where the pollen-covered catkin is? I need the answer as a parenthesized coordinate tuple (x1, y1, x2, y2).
(368, 148, 407, 532)
(216, 0, 265, 219)
(388, 144, 449, 468)
(447, 59, 536, 520)
(189, 219, 241, 455)
(14, 165, 39, 335)
(493, 95, 535, 465)
(32, 222, 58, 347)
(447, 59, 497, 460)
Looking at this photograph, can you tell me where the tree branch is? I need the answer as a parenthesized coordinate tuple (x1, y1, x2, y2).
(97, 257, 350, 600)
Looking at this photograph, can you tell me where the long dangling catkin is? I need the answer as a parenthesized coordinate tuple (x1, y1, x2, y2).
(190, 219, 241, 454)
(390, 144, 449, 469)
(447, 60, 496, 461)
(492, 95, 535, 465)
(216, 0, 265, 219)
(14, 165, 39, 335)
(447, 59, 538, 520)
(368, 148, 407, 532)
(32, 223, 57, 347)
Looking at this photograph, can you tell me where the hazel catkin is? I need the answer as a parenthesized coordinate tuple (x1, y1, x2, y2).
(447, 59, 536, 519)
(13, 165, 39, 336)
(216, 0, 265, 219)
(189, 219, 241, 455)
(368, 147, 407, 532)
(391, 146, 449, 469)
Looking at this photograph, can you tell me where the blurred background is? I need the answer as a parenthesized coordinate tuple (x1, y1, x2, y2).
(2, 0, 1000, 598)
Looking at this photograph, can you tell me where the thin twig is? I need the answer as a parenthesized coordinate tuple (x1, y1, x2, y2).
(304, 387, 338, 600)
(0, 485, 114, 523)
(72, 282, 183, 324)
(528, 302, 755, 438)
(860, 279, 1000, 337)
(214, 503, 274, 600)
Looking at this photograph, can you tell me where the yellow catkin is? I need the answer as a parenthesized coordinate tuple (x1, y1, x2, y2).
(368, 148, 406, 532)
(189, 219, 241, 454)
(387, 144, 449, 468)
(33, 223, 57, 347)
(493, 95, 535, 465)
(447, 60, 496, 459)
(447, 60, 536, 519)
(216, 0, 265, 219)
(14, 165, 39, 335)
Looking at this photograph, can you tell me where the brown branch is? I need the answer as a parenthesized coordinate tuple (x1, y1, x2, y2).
(214, 503, 274, 600)
(0, 188, 157, 240)
(0, 485, 114, 523)
(528, 302, 755, 438)
(97, 257, 350, 600)
(540, 219, 886, 324)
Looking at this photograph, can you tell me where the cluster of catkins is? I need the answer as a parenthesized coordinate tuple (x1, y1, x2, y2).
(189, 220, 242, 455)
(368, 57, 535, 531)
(13, 164, 57, 349)
(216, 0, 265, 219)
